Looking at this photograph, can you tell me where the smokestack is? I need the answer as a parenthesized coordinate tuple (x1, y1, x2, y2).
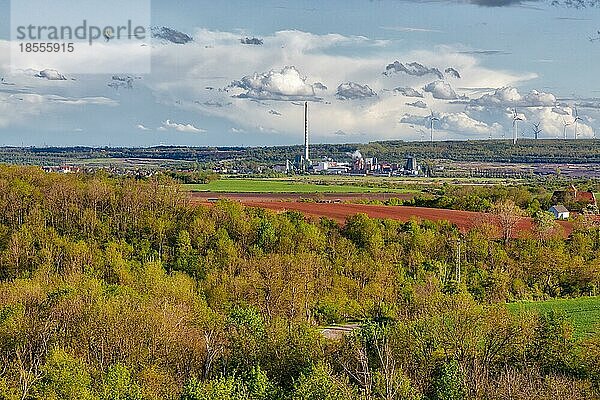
(304, 101, 309, 163)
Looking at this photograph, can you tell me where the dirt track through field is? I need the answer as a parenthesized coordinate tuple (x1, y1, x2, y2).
(189, 193, 574, 237)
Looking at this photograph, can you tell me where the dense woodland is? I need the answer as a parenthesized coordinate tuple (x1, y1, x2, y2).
(0, 166, 599, 399)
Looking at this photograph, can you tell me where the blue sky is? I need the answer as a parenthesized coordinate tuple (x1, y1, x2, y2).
(0, 0, 599, 146)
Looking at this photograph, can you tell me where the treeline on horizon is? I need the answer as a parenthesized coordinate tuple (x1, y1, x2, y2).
(3, 139, 600, 166)
(0, 166, 600, 399)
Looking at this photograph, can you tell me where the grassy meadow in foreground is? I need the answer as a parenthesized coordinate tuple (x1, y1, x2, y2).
(508, 297, 600, 339)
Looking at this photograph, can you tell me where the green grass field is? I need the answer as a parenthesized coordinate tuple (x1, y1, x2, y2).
(184, 179, 415, 194)
(507, 297, 600, 339)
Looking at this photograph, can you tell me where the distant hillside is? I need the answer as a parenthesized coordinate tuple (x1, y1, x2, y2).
(359, 140, 600, 164)
(2, 139, 600, 166)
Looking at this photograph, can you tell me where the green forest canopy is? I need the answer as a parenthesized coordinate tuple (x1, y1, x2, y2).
(0, 166, 599, 399)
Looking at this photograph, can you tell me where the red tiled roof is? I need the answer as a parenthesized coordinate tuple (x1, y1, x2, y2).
(575, 191, 596, 203)
(552, 189, 597, 205)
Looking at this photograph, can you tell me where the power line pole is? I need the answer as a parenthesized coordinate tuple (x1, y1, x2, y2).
(456, 237, 461, 283)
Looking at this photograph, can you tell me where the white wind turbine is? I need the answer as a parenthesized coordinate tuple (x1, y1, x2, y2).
(562, 117, 572, 140)
(512, 108, 523, 145)
(532, 122, 542, 140)
(429, 111, 440, 143)
(573, 107, 583, 139)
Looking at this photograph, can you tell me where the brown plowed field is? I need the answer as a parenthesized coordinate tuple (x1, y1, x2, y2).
(242, 202, 572, 236)
(244, 202, 479, 226)
(190, 194, 574, 238)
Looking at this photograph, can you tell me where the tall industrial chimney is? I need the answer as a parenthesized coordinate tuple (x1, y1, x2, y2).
(304, 101, 309, 163)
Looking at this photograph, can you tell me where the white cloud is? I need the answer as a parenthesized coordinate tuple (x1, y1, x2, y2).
(48, 96, 118, 106)
(523, 90, 556, 107)
(381, 26, 443, 33)
(336, 82, 377, 100)
(240, 37, 264, 46)
(384, 61, 443, 79)
(445, 67, 461, 79)
(401, 111, 503, 136)
(136, 124, 150, 131)
(552, 107, 570, 115)
(159, 119, 205, 133)
(423, 80, 458, 100)
(406, 100, 428, 109)
(471, 87, 556, 108)
(35, 69, 66, 80)
(9, 93, 117, 107)
(230, 66, 319, 101)
(440, 112, 503, 135)
(533, 107, 594, 139)
(151, 27, 194, 44)
(258, 125, 278, 133)
(394, 87, 424, 98)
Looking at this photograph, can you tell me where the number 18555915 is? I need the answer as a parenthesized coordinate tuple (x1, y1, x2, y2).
(19, 42, 75, 53)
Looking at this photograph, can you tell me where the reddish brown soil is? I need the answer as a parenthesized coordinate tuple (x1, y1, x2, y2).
(189, 194, 574, 238)
(250, 202, 573, 237)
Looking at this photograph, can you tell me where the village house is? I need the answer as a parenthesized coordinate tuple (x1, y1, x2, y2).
(549, 205, 570, 220)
